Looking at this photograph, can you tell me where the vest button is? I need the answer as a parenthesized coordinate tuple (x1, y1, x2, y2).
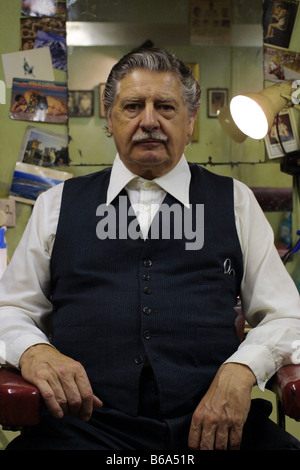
(143, 330, 151, 340)
(134, 355, 144, 364)
(143, 260, 152, 267)
(143, 306, 152, 315)
(143, 287, 152, 294)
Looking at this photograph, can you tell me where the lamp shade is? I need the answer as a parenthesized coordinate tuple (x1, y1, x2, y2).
(217, 106, 247, 142)
(229, 82, 293, 140)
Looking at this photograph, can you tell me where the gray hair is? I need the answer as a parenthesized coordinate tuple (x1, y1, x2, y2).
(103, 48, 201, 120)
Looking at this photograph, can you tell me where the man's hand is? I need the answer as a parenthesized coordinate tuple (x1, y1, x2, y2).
(188, 363, 256, 450)
(19, 344, 103, 421)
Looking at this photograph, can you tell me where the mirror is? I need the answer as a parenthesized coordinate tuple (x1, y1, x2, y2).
(66, 0, 265, 173)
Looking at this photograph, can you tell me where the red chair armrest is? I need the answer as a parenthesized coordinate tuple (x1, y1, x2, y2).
(0, 367, 41, 428)
(272, 364, 300, 420)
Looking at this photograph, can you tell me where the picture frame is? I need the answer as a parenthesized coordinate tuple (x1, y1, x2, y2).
(68, 90, 94, 117)
(207, 88, 228, 118)
(264, 108, 300, 159)
(99, 83, 106, 118)
(263, 0, 299, 49)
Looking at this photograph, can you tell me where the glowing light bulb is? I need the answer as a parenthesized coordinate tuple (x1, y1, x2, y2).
(230, 95, 269, 139)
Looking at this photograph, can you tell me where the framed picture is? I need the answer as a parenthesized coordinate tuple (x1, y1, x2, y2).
(207, 88, 228, 118)
(264, 108, 300, 159)
(99, 83, 106, 118)
(263, 0, 299, 49)
(68, 90, 94, 117)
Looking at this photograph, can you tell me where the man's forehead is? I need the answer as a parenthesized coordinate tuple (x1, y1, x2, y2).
(117, 69, 182, 96)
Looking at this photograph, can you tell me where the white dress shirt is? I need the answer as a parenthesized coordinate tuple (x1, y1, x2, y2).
(0, 155, 299, 391)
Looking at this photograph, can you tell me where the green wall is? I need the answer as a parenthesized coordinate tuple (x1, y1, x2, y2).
(1, 0, 298, 257)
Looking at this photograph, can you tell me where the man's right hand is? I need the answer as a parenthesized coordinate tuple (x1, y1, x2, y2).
(19, 344, 103, 421)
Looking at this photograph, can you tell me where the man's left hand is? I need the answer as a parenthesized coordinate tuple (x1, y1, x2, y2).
(188, 363, 256, 450)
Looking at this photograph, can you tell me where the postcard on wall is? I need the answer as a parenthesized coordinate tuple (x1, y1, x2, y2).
(34, 30, 67, 71)
(190, 0, 232, 46)
(264, 109, 300, 159)
(1, 47, 54, 88)
(9, 161, 72, 205)
(20, 17, 66, 51)
(10, 78, 68, 124)
(263, 0, 299, 49)
(264, 45, 300, 82)
(21, 0, 66, 17)
(18, 126, 69, 167)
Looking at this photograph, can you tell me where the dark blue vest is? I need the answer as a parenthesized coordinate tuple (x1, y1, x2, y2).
(50, 163, 243, 417)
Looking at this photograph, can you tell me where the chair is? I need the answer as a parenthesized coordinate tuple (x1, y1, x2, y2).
(1, 300, 300, 431)
(1, 349, 300, 431)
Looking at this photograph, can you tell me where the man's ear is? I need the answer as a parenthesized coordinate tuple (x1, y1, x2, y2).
(187, 113, 197, 141)
(104, 104, 113, 135)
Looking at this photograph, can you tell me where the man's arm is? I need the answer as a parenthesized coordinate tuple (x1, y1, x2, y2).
(229, 180, 300, 388)
(188, 181, 300, 450)
(0, 184, 103, 420)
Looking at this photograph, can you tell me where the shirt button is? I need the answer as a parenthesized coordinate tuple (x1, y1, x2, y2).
(143, 330, 151, 340)
(143, 287, 152, 294)
(142, 274, 151, 281)
(143, 306, 152, 315)
(143, 260, 152, 267)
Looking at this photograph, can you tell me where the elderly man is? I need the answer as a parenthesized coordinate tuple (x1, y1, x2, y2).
(1, 48, 300, 451)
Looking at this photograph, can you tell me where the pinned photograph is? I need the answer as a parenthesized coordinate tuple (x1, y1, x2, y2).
(21, 0, 66, 17)
(9, 161, 72, 205)
(1, 47, 54, 88)
(20, 17, 66, 51)
(18, 126, 69, 167)
(34, 30, 67, 71)
(10, 78, 68, 124)
(264, 45, 300, 82)
(263, 0, 299, 49)
(264, 109, 300, 159)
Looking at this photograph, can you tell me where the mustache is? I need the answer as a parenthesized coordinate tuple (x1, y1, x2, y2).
(132, 131, 168, 143)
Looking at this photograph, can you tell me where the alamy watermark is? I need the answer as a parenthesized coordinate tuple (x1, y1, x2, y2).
(96, 196, 204, 250)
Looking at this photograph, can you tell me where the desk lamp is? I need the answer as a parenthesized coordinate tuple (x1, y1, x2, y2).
(229, 81, 300, 140)
(218, 81, 300, 174)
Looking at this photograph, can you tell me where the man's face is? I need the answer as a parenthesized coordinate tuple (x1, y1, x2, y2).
(107, 69, 196, 179)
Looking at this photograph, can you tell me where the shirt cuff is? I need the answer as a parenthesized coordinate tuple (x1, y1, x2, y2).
(5, 334, 52, 368)
(224, 343, 277, 390)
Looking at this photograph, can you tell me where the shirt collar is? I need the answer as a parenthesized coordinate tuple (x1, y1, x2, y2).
(106, 154, 191, 208)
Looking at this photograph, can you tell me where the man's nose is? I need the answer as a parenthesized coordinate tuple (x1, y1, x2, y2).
(139, 104, 159, 130)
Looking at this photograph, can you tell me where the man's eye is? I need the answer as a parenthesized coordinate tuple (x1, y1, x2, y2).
(124, 103, 140, 112)
(159, 104, 175, 112)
